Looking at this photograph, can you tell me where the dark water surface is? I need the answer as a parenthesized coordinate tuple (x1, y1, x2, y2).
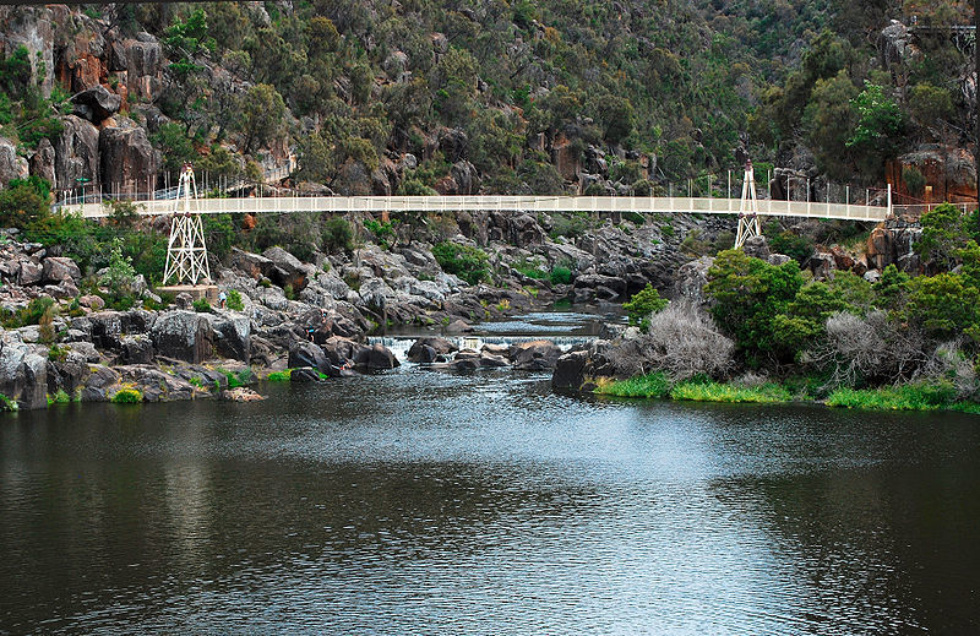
(2, 369, 980, 634)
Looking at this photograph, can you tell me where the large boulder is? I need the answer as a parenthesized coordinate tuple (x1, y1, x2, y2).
(288, 340, 330, 374)
(319, 336, 359, 368)
(99, 121, 157, 198)
(489, 212, 547, 247)
(407, 337, 457, 363)
(353, 343, 400, 371)
(451, 160, 481, 195)
(88, 311, 123, 350)
(120, 335, 154, 365)
(551, 341, 617, 392)
(53, 115, 100, 191)
(71, 85, 121, 124)
(509, 340, 563, 371)
(119, 35, 164, 100)
(29, 138, 56, 185)
(17, 261, 43, 286)
(0, 340, 48, 410)
(552, 349, 590, 391)
(150, 311, 214, 363)
(41, 256, 81, 284)
(230, 248, 275, 280)
(210, 315, 251, 362)
(0, 137, 29, 188)
(674, 256, 714, 304)
(80, 364, 118, 402)
(263, 246, 310, 292)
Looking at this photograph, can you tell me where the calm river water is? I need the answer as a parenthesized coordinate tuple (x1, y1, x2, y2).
(2, 330, 980, 633)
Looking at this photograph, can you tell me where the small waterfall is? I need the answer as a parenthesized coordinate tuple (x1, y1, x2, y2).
(368, 335, 597, 364)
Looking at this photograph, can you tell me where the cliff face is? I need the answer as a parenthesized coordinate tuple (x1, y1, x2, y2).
(0, 7, 162, 194)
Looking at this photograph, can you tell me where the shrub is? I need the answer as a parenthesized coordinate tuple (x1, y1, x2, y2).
(513, 258, 547, 280)
(364, 219, 395, 246)
(111, 388, 143, 404)
(432, 241, 490, 285)
(622, 284, 668, 330)
(549, 214, 589, 240)
(227, 289, 244, 311)
(220, 368, 252, 388)
(768, 230, 815, 264)
(322, 216, 353, 253)
(192, 297, 211, 313)
(801, 311, 927, 388)
(1, 296, 55, 328)
(550, 265, 573, 285)
(0, 394, 18, 412)
(267, 369, 292, 381)
(47, 389, 70, 405)
(607, 301, 734, 380)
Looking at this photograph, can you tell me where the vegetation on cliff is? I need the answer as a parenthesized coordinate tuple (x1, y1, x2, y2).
(602, 203, 980, 413)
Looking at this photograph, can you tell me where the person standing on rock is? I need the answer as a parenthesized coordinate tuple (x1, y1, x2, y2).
(218, 290, 227, 309)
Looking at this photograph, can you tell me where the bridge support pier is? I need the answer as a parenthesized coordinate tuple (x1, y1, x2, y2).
(162, 165, 212, 286)
(734, 160, 762, 249)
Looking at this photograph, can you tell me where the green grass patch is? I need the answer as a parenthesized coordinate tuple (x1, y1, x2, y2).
(670, 381, 793, 404)
(266, 369, 292, 382)
(597, 372, 670, 399)
(825, 383, 961, 412)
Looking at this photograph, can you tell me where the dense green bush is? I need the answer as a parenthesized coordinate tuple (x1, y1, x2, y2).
(192, 297, 211, 313)
(322, 216, 353, 253)
(226, 289, 244, 311)
(111, 388, 143, 404)
(432, 241, 489, 285)
(623, 284, 668, 330)
(550, 265, 573, 285)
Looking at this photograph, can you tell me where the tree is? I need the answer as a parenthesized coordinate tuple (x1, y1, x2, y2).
(803, 71, 858, 180)
(847, 82, 905, 176)
(0, 176, 50, 229)
(705, 249, 805, 363)
(623, 284, 669, 330)
(917, 202, 969, 268)
(238, 84, 287, 155)
(599, 96, 636, 145)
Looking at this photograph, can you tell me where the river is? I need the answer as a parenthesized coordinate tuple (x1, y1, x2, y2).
(1, 313, 979, 634)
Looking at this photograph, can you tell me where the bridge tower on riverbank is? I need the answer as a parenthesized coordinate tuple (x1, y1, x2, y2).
(734, 160, 762, 249)
(162, 164, 211, 286)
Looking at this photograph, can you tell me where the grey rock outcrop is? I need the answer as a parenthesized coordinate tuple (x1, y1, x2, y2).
(71, 85, 121, 124)
(99, 121, 157, 197)
(0, 340, 48, 409)
(407, 337, 457, 363)
(510, 340, 563, 371)
(54, 115, 100, 190)
(150, 311, 214, 364)
(0, 137, 28, 187)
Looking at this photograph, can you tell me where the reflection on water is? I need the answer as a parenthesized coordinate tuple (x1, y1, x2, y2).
(2, 371, 980, 634)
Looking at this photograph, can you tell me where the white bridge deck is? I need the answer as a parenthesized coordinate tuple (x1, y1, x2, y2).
(62, 195, 891, 222)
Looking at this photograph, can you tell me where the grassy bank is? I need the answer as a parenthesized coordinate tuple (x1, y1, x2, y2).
(597, 374, 980, 414)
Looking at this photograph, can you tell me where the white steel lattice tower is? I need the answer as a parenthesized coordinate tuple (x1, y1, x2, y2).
(735, 160, 762, 249)
(163, 164, 211, 285)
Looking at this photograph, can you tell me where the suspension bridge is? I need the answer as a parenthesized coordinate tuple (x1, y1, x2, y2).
(54, 163, 898, 287)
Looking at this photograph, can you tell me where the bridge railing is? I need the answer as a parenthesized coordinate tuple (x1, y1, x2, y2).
(59, 194, 891, 222)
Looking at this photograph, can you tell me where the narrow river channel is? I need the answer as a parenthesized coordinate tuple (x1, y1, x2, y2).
(2, 313, 979, 634)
